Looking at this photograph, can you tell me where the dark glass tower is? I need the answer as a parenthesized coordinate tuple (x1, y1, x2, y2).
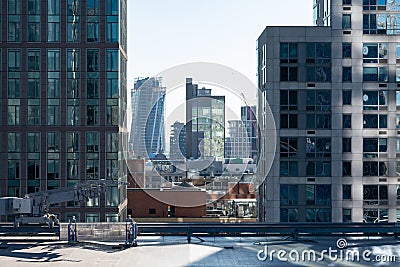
(0, 0, 128, 222)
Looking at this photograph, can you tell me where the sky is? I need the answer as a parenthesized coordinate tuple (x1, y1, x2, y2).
(128, 0, 313, 89)
(127, 1, 313, 153)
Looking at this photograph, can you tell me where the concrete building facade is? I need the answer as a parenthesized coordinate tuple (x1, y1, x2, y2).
(258, 0, 400, 223)
(0, 0, 128, 222)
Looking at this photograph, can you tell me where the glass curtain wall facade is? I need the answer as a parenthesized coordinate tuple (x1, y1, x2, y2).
(185, 78, 225, 160)
(258, 0, 400, 223)
(129, 77, 166, 159)
(0, 0, 128, 222)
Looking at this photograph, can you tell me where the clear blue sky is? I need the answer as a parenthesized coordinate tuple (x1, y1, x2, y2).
(128, 0, 313, 89)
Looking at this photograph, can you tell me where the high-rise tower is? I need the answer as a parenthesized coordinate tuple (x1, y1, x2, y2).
(258, 0, 400, 223)
(0, 0, 128, 222)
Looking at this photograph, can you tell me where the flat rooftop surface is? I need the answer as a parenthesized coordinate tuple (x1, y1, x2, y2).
(1, 236, 400, 266)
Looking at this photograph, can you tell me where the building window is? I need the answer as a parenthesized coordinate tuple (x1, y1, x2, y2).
(343, 184, 352, 200)
(342, 14, 351, 29)
(280, 90, 297, 110)
(106, 213, 118, 222)
(278, 41, 297, 83)
(343, 209, 352, 222)
(87, 0, 99, 42)
(306, 184, 331, 206)
(363, 185, 388, 205)
(280, 208, 299, 222)
(280, 67, 297, 81)
(342, 162, 352, 176)
(280, 43, 297, 63)
(87, 78, 99, 98)
(27, 0, 41, 42)
(363, 43, 388, 63)
(8, 49, 21, 72)
(86, 132, 99, 152)
(363, 67, 388, 82)
(47, 132, 60, 152)
(342, 43, 352, 58)
(343, 90, 351, 105)
(86, 159, 99, 180)
(363, 90, 387, 110)
(27, 102, 40, 125)
(306, 66, 331, 82)
(363, 138, 387, 158)
(106, 159, 119, 179)
(106, 0, 119, 42)
(8, 104, 20, 125)
(280, 137, 297, 158)
(363, 114, 387, 128)
(280, 114, 297, 128)
(280, 184, 298, 205)
(343, 137, 351, 152)
(106, 105, 119, 125)
(306, 90, 331, 111)
(8, 160, 20, 179)
(307, 202, 330, 226)
(343, 114, 352, 128)
(47, 0, 60, 42)
(106, 186, 119, 207)
(306, 161, 331, 177)
(86, 197, 99, 207)
(47, 103, 60, 125)
(87, 105, 99, 125)
(363, 162, 387, 176)
(67, 0, 80, 42)
(8, 0, 22, 42)
(47, 159, 60, 180)
(87, 49, 99, 71)
(86, 213, 99, 223)
(47, 49, 60, 71)
(106, 132, 119, 153)
(306, 43, 331, 82)
(27, 160, 40, 180)
(306, 114, 331, 129)
(306, 137, 331, 158)
(66, 132, 79, 153)
(28, 50, 40, 71)
(342, 66, 352, 82)
(343, 0, 352, 5)
(363, 209, 388, 223)
(306, 42, 331, 63)
(8, 132, 21, 152)
(280, 161, 298, 177)
(67, 105, 80, 126)
(396, 91, 400, 109)
(67, 159, 79, 180)
(148, 208, 156, 215)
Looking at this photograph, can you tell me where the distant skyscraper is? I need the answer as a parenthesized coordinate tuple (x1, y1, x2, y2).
(241, 106, 258, 160)
(225, 120, 251, 159)
(130, 77, 166, 159)
(169, 121, 186, 160)
(185, 78, 225, 159)
(0, 0, 128, 223)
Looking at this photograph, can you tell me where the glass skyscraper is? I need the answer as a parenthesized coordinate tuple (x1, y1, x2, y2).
(130, 77, 166, 159)
(0, 0, 128, 223)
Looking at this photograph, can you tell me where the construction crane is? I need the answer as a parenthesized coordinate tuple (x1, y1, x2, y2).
(0, 180, 125, 227)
